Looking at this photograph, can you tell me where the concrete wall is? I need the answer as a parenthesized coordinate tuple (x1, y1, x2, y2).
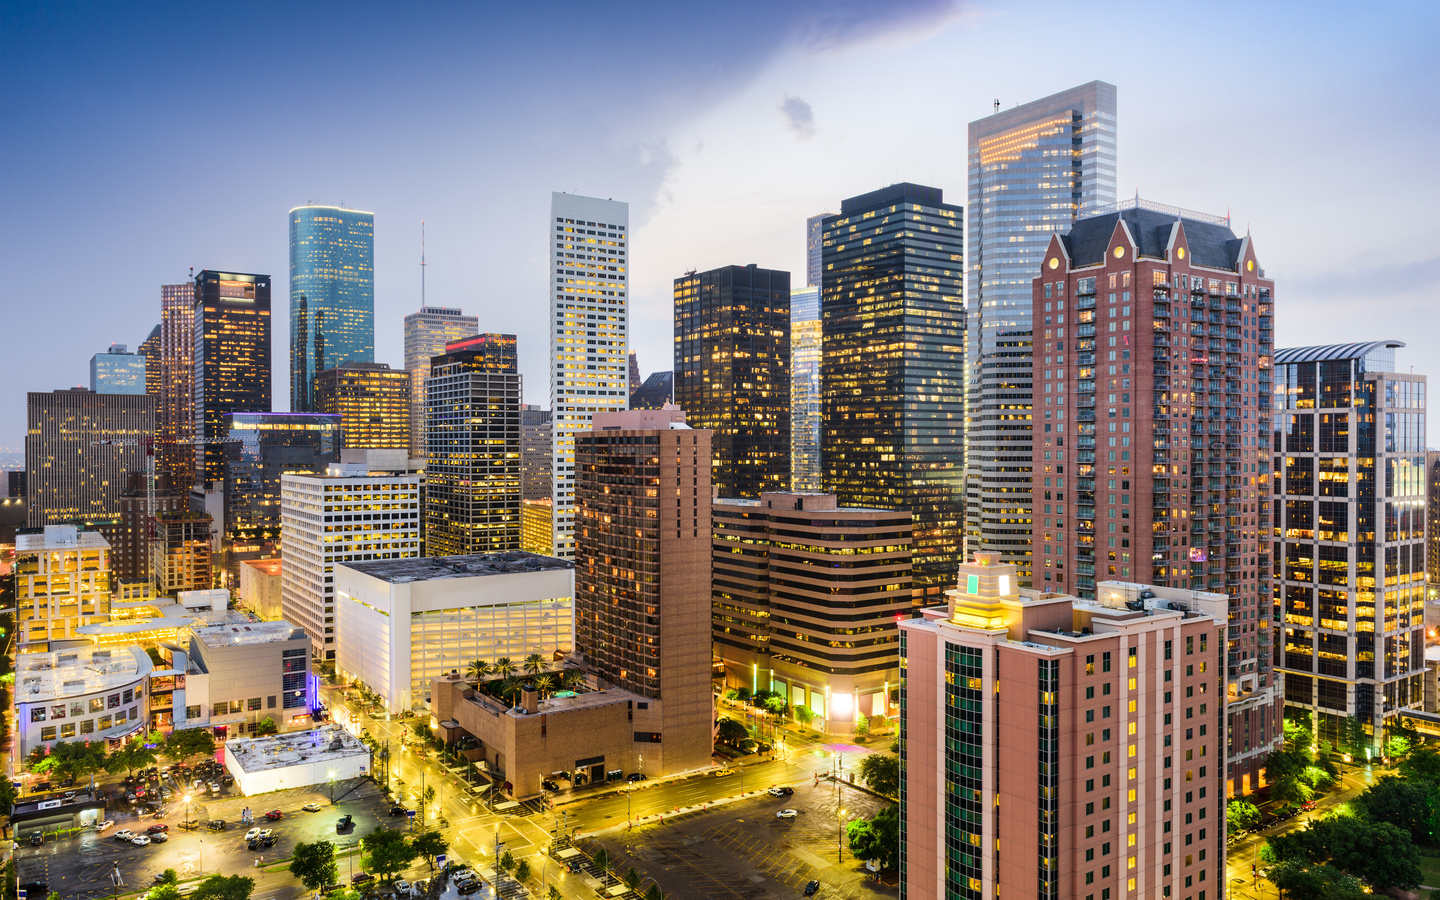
(224, 746, 368, 796)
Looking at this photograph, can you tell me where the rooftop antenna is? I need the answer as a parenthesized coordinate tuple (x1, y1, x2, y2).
(420, 221, 427, 307)
(993, 98, 999, 114)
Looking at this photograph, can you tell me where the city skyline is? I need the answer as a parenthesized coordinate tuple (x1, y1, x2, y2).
(3, 3, 1436, 450)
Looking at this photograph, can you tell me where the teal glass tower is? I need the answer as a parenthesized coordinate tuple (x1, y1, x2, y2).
(289, 205, 375, 411)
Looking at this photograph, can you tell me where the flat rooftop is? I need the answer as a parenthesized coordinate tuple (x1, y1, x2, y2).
(226, 727, 368, 774)
(17, 645, 151, 702)
(243, 558, 283, 576)
(16, 528, 110, 552)
(344, 551, 572, 584)
(192, 619, 306, 648)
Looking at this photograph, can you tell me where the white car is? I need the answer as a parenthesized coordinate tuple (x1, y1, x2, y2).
(394, 881, 411, 897)
(258, 828, 274, 840)
(245, 828, 261, 841)
(302, 802, 322, 812)
(776, 809, 798, 819)
(94, 820, 115, 832)
(114, 829, 136, 841)
(131, 834, 152, 845)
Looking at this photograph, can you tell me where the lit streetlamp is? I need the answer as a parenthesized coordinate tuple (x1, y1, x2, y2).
(182, 793, 192, 830)
(837, 807, 848, 863)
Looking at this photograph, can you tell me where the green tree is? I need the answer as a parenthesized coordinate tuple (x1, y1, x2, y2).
(1386, 733, 1413, 761)
(1285, 710, 1315, 751)
(548, 888, 563, 900)
(858, 753, 900, 798)
(1266, 746, 1335, 804)
(0, 778, 19, 812)
(148, 885, 184, 900)
(1266, 817, 1422, 891)
(24, 745, 47, 773)
(514, 860, 532, 883)
(1352, 776, 1437, 844)
(164, 728, 217, 766)
(361, 828, 419, 882)
(560, 669, 586, 692)
(498, 850, 515, 874)
(535, 674, 556, 697)
(1267, 860, 1368, 900)
(1399, 746, 1440, 782)
(1341, 716, 1370, 758)
(643, 885, 664, 900)
(493, 657, 517, 679)
(854, 715, 870, 738)
(794, 706, 814, 727)
(32, 740, 107, 783)
(254, 718, 278, 737)
(1227, 799, 1261, 835)
(158, 869, 179, 886)
(621, 869, 641, 892)
(763, 696, 787, 717)
(190, 875, 256, 900)
(716, 718, 748, 747)
(289, 840, 339, 891)
(466, 659, 491, 681)
(413, 831, 448, 872)
(592, 848, 609, 877)
(867, 805, 900, 871)
(522, 653, 547, 675)
(847, 818, 880, 863)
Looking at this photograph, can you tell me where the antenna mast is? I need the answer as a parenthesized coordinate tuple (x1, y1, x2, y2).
(420, 221, 427, 307)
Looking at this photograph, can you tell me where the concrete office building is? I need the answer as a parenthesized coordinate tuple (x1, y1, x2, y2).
(521, 405, 552, 501)
(335, 552, 573, 712)
(314, 361, 411, 450)
(166, 619, 313, 737)
(1034, 199, 1281, 793)
(159, 281, 196, 488)
(289, 206, 376, 411)
(25, 388, 154, 528)
(967, 82, 1118, 585)
(138, 324, 162, 401)
(821, 183, 964, 601)
(1427, 450, 1440, 593)
(280, 462, 422, 660)
(403, 306, 479, 459)
(790, 285, 822, 492)
(425, 334, 522, 556)
(152, 510, 214, 596)
(520, 499, 554, 556)
(674, 264, 791, 499)
(1273, 341, 1427, 751)
(712, 492, 911, 733)
(550, 193, 630, 559)
(16, 645, 152, 759)
(15, 525, 113, 652)
(240, 558, 285, 621)
(194, 271, 272, 486)
(574, 407, 714, 775)
(90, 344, 147, 394)
(900, 555, 1226, 900)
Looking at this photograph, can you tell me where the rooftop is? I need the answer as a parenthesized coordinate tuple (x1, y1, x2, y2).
(17, 645, 151, 703)
(1273, 340, 1405, 365)
(225, 726, 368, 774)
(344, 551, 572, 584)
(192, 619, 307, 648)
(16, 526, 110, 553)
(243, 558, 283, 577)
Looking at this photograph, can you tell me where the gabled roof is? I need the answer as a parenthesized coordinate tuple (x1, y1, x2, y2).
(1061, 207, 1243, 271)
(1272, 341, 1405, 365)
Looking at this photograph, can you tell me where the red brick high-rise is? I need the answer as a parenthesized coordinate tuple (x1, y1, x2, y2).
(1031, 199, 1279, 795)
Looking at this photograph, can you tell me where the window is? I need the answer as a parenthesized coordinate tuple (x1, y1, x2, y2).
(247, 697, 262, 711)
(40, 726, 56, 741)
(186, 705, 200, 719)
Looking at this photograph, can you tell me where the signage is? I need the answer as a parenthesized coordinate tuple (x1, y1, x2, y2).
(434, 855, 446, 870)
(37, 800, 62, 810)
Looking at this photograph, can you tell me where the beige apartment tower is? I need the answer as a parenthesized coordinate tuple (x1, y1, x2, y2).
(404, 306, 479, 459)
(15, 525, 113, 652)
(313, 361, 412, 450)
(900, 555, 1226, 900)
(26, 388, 155, 529)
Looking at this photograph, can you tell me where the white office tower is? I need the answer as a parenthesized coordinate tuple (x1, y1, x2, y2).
(549, 193, 629, 559)
(403, 306, 479, 459)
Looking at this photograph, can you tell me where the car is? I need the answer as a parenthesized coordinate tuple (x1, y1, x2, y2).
(131, 835, 151, 846)
(34, 782, 51, 792)
(303, 802, 322, 812)
(714, 769, 735, 777)
(351, 874, 374, 886)
(803, 881, 820, 896)
(776, 809, 798, 819)
(114, 830, 136, 841)
(258, 829, 274, 840)
(389, 806, 407, 817)
(94, 820, 114, 832)
(59, 776, 77, 788)
(264, 810, 284, 821)
(29, 833, 43, 846)
(151, 832, 169, 843)
(541, 780, 559, 792)
(209, 782, 221, 792)
(245, 828, 261, 841)
(205, 820, 227, 832)
(147, 824, 169, 834)
(456, 883, 479, 896)
(337, 814, 353, 832)
(394, 881, 411, 897)
(767, 787, 794, 797)
(221, 775, 235, 786)
(626, 773, 647, 783)
(451, 871, 474, 886)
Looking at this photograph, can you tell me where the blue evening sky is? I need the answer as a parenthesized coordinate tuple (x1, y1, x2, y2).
(2, 0, 1437, 459)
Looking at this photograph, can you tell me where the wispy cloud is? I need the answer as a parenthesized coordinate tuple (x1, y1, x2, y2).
(779, 95, 816, 140)
(786, 0, 967, 52)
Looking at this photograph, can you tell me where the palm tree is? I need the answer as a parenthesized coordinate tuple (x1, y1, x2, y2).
(522, 652, 547, 675)
(560, 669, 586, 692)
(494, 657, 517, 678)
(535, 674, 556, 698)
(466, 659, 491, 682)
(498, 678, 521, 706)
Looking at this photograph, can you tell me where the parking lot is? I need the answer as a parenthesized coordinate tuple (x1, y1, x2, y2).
(582, 779, 896, 900)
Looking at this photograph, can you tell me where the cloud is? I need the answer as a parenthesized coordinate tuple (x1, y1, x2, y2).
(779, 94, 816, 140)
(786, 0, 967, 53)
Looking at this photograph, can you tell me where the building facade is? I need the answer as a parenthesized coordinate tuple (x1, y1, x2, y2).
(1034, 199, 1281, 793)
(16, 645, 151, 759)
(403, 306, 479, 459)
(574, 408, 714, 774)
(425, 334, 521, 556)
(899, 555, 1226, 900)
(26, 388, 154, 528)
(805, 213, 827, 288)
(289, 206, 375, 411)
(313, 361, 411, 450)
(240, 558, 284, 621)
(1273, 341, 1427, 751)
(1427, 449, 1440, 594)
(550, 193, 630, 559)
(159, 281, 196, 489)
(115, 472, 191, 583)
(821, 183, 964, 602)
(138, 324, 162, 400)
(520, 499, 554, 556)
(280, 465, 422, 660)
(194, 271, 272, 486)
(630, 372, 674, 409)
(521, 404, 552, 502)
(713, 492, 911, 733)
(790, 285, 822, 492)
(90, 344, 147, 394)
(152, 510, 214, 595)
(966, 82, 1118, 585)
(15, 526, 113, 651)
(674, 264, 791, 499)
(169, 620, 314, 737)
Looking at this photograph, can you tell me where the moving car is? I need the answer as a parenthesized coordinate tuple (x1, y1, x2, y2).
(767, 787, 793, 797)
(29, 833, 43, 846)
(714, 769, 735, 777)
(264, 810, 284, 821)
(337, 814, 353, 832)
(804, 881, 820, 896)
(245, 828, 261, 841)
(303, 802, 322, 812)
(205, 820, 227, 831)
(131, 835, 151, 846)
(389, 806, 407, 817)
(776, 809, 798, 819)
(394, 881, 411, 897)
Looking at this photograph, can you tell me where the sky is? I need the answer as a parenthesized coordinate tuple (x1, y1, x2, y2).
(2, 0, 1438, 462)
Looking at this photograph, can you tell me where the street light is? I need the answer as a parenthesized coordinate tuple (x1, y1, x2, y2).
(837, 807, 848, 862)
(183, 793, 192, 830)
(328, 770, 336, 804)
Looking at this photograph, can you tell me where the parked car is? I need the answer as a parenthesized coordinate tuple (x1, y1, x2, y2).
(303, 802, 322, 812)
(337, 814, 353, 833)
(205, 820, 227, 831)
(389, 806, 407, 818)
(541, 780, 559, 792)
(626, 773, 646, 783)
(147, 824, 169, 834)
(351, 874, 374, 886)
(221, 775, 235, 786)
(94, 820, 115, 832)
(776, 809, 798, 819)
(456, 883, 479, 896)
(264, 810, 283, 821)
(114, 830, 136, 842)
(151, 832, 168, 843)
(767, 787, 793, 797)
(29, 833, 43, 846)
(131, 835, 151, 846)
(245, 828, 261, 841)
(394, 881, 411, 897)
(258, 829, 274, 840)
(804, 881, 820, 896)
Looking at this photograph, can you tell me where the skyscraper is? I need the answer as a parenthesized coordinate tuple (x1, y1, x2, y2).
(899, 555, 1226, 900)
(674, 264, 791, 498)
(90, 344, 147, 394)
(521, 404, 552, 501)
(26, 389, 155, 528)
(193, 270, 272, 486)
(425, 334, 522, 556)
(289, 206, 375, 411)
(550, 193, 629, 559)
(805, 213, 828, 288)
(313, 362, 411, 450)
(966, 81, 1118, 585)
(1273, 340, 1426, 753)
(628, 351, 641, 398)
(821, 183, 964, 601)
(14, 526, 113, 652)
(629, 372, 674, 410)
(403, 306, 479, 459)
(138, 324, 162, 400)
(223, 412, 342, 561)
(574, 407, 713, 773)
(159, 281, 196, 488)
(1034, 198, 1280, 794)
(1428, 450, 1440, 591)
(790, 285, 822, 492)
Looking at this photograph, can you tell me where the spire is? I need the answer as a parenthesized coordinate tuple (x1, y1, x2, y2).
(420, 221, 427, 306)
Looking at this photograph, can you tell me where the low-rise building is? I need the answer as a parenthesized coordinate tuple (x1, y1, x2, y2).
(335, 552, 573, 712)
(167, 619, 313, 739)
(16, 645, 152, 758)
(223, 726, 369, 795)
(240, 558, 284, 620)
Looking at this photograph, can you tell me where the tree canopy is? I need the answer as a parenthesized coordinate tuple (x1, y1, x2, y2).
(289, 840, 338, 891)
(1350, 776, 1437, 845)
(1267, 860, 1368, 900)
(715, 718, 748, 747)
(164, 729, 217, 765)
(361, 828, 418, 881)
(413, 831, 449, 871)
(1227, 799, 1260, 835)
(1265, 816, 1421, 891)
(189, 875, 255, 900)
(858, 753, 899, 798)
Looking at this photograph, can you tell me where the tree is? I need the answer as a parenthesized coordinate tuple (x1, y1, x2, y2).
(1266, 817, 1422, 891)
(1341, 716, 1370, 758)
(548, 888, 563, 900)
(0, 779, 16, 812)
(290, 841, 338, 891)
(1227, 799, 1261, 835)
(493, 658, 517, 679)
(413, 831, 448, 872)
(560, 669, 586, 692)
(31, 740, 107, 783)
(254, 718, 278, 737)
(1285, 710, 1315, 751)
(466, 659, 491, 681)
(764, 696, 787, 717)
(1267, 860, 1368, 900)
(794, 706, 815, 727)
(643, 885, 664, 900)
(158, 870, 179, 886)
(498, 851, 515, 874)
(858, 753, 900, 798)
(361, 828, 419, 882)
(716, 718, 748, 747)
(621, 869, 641, 892)
(867, 805, 900, 871)
(190, 875, 255, 900)
(847, 818, 880, 863)
(107, 732, 163, 778)
(854, 715, 871, 738)
(514, 860, 532, 884)
(165, 728, 217, 765)
(148, 885, 184, 900)
(522, 653, 547, 675)
(1352, 776, 1437, 844)
(1266, 746, 1335, 805)
(592, 848, 609, 877)
(535, 674, 556, 697)
(1400, 746, 1440, 783)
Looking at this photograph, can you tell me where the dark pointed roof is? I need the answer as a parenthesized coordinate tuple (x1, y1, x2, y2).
(1061, 205, 1243, 271)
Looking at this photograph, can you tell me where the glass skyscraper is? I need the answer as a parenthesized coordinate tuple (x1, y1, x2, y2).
(289, 206, 375, 411)
(965, 82, 1117, 584)
(789, 286, 821, 492)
